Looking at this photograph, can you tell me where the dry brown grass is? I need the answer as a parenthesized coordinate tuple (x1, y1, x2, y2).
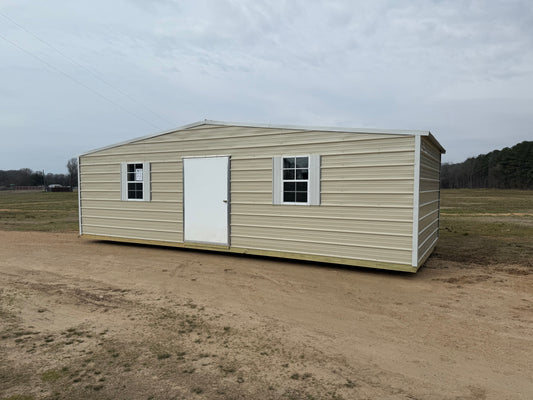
(0, 191, 78, 232)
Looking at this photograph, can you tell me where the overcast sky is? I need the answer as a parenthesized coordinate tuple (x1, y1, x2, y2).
(1, 0, 532, 173)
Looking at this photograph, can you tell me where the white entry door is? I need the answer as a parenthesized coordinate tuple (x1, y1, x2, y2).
(183, 156, 229, 245)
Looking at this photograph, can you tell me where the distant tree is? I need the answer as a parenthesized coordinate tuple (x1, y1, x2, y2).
(30, 171, 44, 186)
(441, 141, 533, 189)
(46, 172, 69, 186)
(0, 168, 69, 188)
(67, 158, 78, 187)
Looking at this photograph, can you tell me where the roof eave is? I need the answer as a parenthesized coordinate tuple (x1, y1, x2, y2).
(79, 120, 208, 157)
(204, 119, 431, 136)
(80, 119, 444, 157)
(427, 131, 446, 154)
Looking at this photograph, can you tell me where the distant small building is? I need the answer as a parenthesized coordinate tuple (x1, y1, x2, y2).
(78, 120, 445, 272)
(47, 184, 72, 192)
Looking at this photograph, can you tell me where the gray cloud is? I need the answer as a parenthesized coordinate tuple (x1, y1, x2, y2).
(0, 0, 532, 172)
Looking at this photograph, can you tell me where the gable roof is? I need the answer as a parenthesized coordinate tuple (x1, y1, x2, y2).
(80, 119, 445, 156)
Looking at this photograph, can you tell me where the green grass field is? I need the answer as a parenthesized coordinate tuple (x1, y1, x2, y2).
(0, 189, 531, 267)
(436, 189, 533, 266)
(0, 191, 78, 232)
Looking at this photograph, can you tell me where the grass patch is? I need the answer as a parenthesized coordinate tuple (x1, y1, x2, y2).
(290, 372, 312, 380)
(440, 189, 533, 214)
(435, 189, 533, 265)
(157, 352, 171, 360)
(40, 369, 64, 382)
(0, 191, 78, 232)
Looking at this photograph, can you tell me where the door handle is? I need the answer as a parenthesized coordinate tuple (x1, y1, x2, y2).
(223, 200, 228, 203)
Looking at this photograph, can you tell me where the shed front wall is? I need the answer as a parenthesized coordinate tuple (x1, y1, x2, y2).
(80, 124, 416, 268)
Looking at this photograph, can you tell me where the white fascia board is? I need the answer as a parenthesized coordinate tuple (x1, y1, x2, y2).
(79, 119, 444, 157)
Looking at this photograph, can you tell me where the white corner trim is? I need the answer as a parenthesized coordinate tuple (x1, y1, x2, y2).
(412, 135, 421, 267)
(77, 156, 82, 235)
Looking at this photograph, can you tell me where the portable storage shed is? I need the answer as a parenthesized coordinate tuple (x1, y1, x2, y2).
(78, 120, 445, 273)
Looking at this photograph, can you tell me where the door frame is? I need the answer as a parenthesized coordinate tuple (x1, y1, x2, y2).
(182, 155, 231, 246)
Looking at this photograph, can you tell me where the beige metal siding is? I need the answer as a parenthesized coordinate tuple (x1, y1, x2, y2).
(80, 124, 417, 267)
(417, 136, 442, 265)
(80, 159, 183, 242)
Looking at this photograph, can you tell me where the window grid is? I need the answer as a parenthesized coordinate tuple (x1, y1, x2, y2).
(282, 156, 309, 203)
(127, 163, 144, 200)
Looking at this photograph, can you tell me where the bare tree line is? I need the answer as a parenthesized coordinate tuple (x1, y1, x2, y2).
(0, 158, 78, 189)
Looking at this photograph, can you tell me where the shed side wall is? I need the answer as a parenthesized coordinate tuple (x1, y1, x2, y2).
(80, 125, 416, 266)
(417, 136, 442, 266)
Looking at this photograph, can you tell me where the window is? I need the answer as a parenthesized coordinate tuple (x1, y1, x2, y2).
(127, 163, 144, 199)
(283, 156, 308, 203)
(121, 162, 151, 201)
(273, 154, 320, 205)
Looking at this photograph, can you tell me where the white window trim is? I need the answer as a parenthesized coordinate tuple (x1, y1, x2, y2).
(273, 154, 320, 206)
(121, 161, 151, 202)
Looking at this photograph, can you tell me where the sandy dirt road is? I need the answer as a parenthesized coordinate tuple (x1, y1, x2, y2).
(1, 231, 532, 399)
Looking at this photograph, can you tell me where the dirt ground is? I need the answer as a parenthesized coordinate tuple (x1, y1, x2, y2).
(1, 231, 532, 400)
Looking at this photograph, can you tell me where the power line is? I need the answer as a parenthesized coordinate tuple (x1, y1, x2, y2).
(0, 31, 162, 130)
(0, 11, 174, 126)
